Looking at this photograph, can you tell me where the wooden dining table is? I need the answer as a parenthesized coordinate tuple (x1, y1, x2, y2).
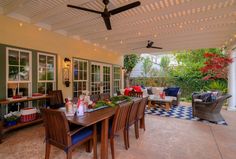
(64, 107, 116, 159)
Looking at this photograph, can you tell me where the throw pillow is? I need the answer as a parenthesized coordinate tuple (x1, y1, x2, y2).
(147, 87, 153, 95)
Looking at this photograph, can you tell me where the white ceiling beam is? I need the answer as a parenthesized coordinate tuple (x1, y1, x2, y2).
(84, 17, 236, 43)
(31, 0, 92, 24)
(67, 0, 236, 36)
(3, 0, 30, 15)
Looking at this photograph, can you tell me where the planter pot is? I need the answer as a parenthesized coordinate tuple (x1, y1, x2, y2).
(5, 121, 17, 127)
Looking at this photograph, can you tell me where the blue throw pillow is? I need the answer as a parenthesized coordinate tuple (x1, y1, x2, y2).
(164, 87, 180, 97)
(199, 92, 213, 102)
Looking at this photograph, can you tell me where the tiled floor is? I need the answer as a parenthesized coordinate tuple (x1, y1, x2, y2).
(0, 109, 236, 159)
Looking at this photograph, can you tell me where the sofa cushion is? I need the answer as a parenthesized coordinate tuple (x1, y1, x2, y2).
(164, 87, 180, 97)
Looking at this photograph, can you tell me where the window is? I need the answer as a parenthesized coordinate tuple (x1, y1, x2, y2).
(37, 53, 56, 94)
(113, 66, 121, 93)
(6, 47, 32, 97)
(73, 59, 88, 97)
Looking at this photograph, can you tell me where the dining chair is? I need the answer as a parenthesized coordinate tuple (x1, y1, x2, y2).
(41, 108, 97, 159)
(110, 101, 133, 159)
(48, 90, 64, 109)
(100, 92, 111, 101)
(125, 98, 142, 149)
(135, 97, 148, 139)
(90, 94, 100, 103)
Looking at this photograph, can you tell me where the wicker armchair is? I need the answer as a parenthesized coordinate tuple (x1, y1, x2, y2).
(192, 93, 231, 122)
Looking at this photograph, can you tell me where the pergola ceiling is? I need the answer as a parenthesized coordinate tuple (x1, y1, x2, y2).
(0, 0, 236, 54)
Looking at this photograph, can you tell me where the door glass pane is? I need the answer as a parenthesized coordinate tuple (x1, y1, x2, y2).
(47, 67, 54, 80)
(38, 83, 46, 94)
(47, 56, 54, 68)
(73, 82, 78, 92)
(20, 52, 29, 66)
(74, 62, 78, 80)
(46, 82, 53, 94)
(9, 66, 19, 81)
(39, 67, 46, 80)
(39, 55, 46, 67)
(8, 50, 19, 65)
(20, 66, 29, 80)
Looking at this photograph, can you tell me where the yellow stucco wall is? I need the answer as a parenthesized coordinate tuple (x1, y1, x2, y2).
(0, 15, 123, 97)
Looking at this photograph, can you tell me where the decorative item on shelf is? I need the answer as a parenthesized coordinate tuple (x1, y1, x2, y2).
(20, 108, 37, 123)
(4, 111, 20, 127)
(63, 57, 71, 87)
(8, 83, 18, 96)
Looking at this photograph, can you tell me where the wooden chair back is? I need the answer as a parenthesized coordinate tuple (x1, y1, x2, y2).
(127, 98, 142, 126)
(48, 90, 64, 106)
(90, 94, 100, 103)
(41, 108, 71, 149)
(137, 97, 148, 120)
(100, 93, 110, 101)
(111, 101, 133, 134)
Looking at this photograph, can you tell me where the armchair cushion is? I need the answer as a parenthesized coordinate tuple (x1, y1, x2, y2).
(164, 87, 180, 97)
(71, 128, 93, 145)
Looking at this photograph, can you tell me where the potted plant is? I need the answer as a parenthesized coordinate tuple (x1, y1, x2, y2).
(4, 111, 20, 127)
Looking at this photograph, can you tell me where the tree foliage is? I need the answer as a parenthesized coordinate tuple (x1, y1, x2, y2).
(168, 48, 227, 99)
(124, 54, 140, 87)
(124, 54, 140, 74)
(141, 57, 153, 77)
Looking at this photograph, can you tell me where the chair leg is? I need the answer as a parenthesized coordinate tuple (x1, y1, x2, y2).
(45, 142, 51, 159)
(66, 150, 72, 159)
(93, 124, 97, 159)
(123, 129, 128, 150)
(110, 137, 115, 159)
(126, 128, 130, 149)
(134, 121, 139, 139)
(140, 117, 146, 131)
(86, 140, 92, 153)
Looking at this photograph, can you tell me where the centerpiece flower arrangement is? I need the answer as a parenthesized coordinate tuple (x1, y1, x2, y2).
(92, 95, 131, 109)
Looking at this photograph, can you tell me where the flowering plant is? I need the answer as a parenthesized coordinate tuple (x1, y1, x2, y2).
(4, 111, 20, 122)
(200, 52, 233, 80)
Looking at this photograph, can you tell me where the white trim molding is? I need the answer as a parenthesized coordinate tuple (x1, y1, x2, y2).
(227, 43, 236, 111)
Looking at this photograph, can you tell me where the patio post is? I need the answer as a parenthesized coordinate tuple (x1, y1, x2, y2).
(228, 44, 236, 111)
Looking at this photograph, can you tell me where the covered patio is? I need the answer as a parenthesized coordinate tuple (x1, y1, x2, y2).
(0, 0, 236, 159)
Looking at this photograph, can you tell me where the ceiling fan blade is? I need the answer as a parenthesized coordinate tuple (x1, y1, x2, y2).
(67, 4, 102, 14)
(110, 1, 141, 15)
(102, 16, 112, 30)
(151, 46, 163, 49)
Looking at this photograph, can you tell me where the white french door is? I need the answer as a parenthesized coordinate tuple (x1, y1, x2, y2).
(90, 62, 112, 95)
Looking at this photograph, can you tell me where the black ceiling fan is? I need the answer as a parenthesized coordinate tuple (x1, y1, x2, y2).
(133, 40, 163, 50)
(67, 0, 141, 30)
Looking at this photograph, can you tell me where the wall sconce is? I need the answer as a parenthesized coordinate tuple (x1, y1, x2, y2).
(63, 57, 71, 87)
(64, 57, 71, 68)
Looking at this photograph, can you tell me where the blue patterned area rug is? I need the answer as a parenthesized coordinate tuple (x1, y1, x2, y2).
(145, 106, 227, 126)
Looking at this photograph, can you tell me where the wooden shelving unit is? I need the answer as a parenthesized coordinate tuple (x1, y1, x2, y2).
(0, 95, 51, 143)
(2, 118, 43, 133)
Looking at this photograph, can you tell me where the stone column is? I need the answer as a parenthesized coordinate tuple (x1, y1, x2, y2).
(228, 44, 236, 111)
